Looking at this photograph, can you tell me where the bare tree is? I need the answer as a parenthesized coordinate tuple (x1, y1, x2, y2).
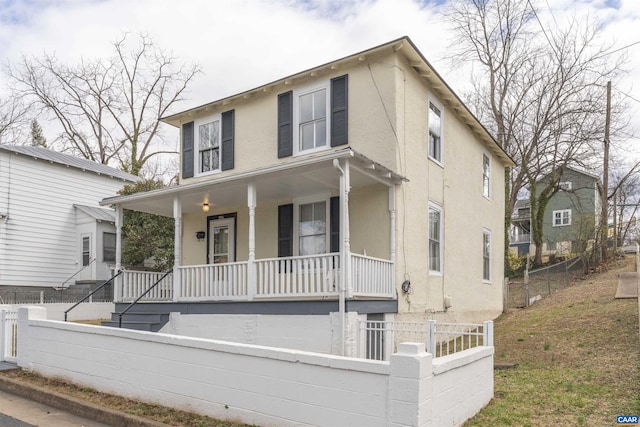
(445, 0, 626, 266)
(6, 33, 201, 175)
(611, 164, 640, 245)
(0, 95, 31, 144)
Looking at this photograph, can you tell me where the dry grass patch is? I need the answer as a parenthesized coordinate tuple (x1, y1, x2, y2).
(466, 255, 640, 426)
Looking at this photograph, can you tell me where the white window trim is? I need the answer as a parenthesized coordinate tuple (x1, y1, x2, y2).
(292, 80, 331, 157)
(193, 113, 222, 177)
(428, 96, 444, 167)
(292, 193, 331, 256)
(483, 228, 491, 283)
(428, 201, 444, 276)
(81, 233, 91, 266)
(482, 153, 491, 200)
(552, 209, 571, 227)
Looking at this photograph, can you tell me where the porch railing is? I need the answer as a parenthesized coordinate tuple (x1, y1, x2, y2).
(118, 252, 395, 303)
(510, 233, 531, 244)
(255, 253, 340, 298)
(179, 262, 248, 300)
(350, 254, 395, 297)
(357, 320, 494, 361)
(121, 270, 174, 301)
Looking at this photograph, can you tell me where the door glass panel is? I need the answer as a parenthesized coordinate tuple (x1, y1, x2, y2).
(213, 225, 229, 264)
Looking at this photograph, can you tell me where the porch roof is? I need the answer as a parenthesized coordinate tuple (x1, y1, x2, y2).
(100, 148, 406, 217)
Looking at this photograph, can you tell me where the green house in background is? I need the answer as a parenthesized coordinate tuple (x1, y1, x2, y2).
(510, 167, 602, 259)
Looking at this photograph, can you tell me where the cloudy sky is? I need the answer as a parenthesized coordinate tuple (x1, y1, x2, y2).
(1, 0, 639, 171)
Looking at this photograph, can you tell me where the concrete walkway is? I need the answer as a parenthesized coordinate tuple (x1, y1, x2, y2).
(0, 370, 169, 427)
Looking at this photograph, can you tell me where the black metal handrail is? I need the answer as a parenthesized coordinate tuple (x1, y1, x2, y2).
(117, 269, 172, 328)
(64, 270, 123, 322)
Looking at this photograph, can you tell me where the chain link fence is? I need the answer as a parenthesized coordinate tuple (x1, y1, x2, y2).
(506, 256, 585, 309)
(0, 285, 112, 304)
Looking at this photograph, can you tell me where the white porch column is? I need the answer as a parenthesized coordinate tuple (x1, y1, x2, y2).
(342, 159, 352, 299)
(247, 182, 257, 300)
(389, 185, 396, 262)
(173, 197, 182, 302)
(114, 205, 123, 303)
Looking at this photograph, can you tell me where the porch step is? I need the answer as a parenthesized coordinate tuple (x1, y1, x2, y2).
(101, 311, 170, 332)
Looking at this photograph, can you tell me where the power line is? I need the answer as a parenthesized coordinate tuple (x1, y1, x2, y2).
(615, 88, 640, 105)
(592, 40, 640, 61)
(526, 0, 559, 59)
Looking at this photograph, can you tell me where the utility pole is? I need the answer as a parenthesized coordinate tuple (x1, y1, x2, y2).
(600, 81, 611, 262)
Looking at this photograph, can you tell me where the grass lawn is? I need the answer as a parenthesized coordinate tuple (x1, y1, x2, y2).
(465, 254, 640, 426)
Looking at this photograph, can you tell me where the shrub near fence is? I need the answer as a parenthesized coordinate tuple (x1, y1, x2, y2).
(507, 256, 584, 309)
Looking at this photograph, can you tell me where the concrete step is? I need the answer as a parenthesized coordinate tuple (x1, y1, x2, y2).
(109, 312, 169, 323)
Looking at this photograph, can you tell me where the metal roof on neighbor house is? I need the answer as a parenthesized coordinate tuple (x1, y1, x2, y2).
(73, 204, 116, 223)
(0, 145, 139, 182)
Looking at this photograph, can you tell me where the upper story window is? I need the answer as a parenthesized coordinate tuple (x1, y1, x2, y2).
(278, 75, 348, 159)
(482, 154, 491, 198)
(298, 88, 328, 152)
(181, 110, 235, 179)
(553, 209, 571, 226)
(199, 120, 220, 173)
(559, 181, 572, 191)
(428, 101, 443, 164)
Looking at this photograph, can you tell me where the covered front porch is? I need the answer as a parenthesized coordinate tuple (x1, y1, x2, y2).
(103, 149, 404, 304)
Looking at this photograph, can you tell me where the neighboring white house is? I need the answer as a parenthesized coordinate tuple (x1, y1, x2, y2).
(0, 145, 138, 290)
(101, 37, 514, 350)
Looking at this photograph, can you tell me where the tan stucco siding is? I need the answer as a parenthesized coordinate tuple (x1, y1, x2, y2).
(349, 184, 390, 259)
(178, 52, 401, 184)
(392, 56, 506, 323)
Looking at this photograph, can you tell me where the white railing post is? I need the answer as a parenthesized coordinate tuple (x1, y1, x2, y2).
(0, 308, 6, 362)
(173, 197, 182, 302)
(427, 319, 436, 356)
(247, 183, 257, 301)
(114, 205, 123, 303)
(483, 320, 494, 347)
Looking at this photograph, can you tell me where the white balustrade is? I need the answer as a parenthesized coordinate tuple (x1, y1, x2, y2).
(121, 252, 395, 302)
(350, 253, 395, 297)
(179, 262, 248, 300)
(255, 253, 340, 298)
(121, 270, 173, 301)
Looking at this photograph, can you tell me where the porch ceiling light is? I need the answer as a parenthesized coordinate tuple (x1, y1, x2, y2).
(202, 202, 210, 213)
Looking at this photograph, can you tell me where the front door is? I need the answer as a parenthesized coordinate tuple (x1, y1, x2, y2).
(208, 218, 235, 264)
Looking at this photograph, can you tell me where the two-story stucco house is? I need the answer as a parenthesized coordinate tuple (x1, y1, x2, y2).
(510, 166, 601, 258)
(0, 145, 139, 296)
(101, 37, 514, 354)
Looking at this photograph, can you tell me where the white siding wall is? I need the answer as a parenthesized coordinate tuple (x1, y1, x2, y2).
(0, 151, 130, 287)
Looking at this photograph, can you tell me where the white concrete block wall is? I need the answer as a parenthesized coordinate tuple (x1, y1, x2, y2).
(431, 347, 495, 426)
(161, 312, 362, 356)
(17, 308, 494, 427)
(9, 303, 113, 322)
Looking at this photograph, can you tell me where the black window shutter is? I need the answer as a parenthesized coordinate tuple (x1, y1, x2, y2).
(278, 204, 294, 257)
(221, 110, 235, 171)
(182, 121, 194, 179)
(330, 75, 348, 147)
(330, 196, 340, 253)
(277, 91, 293, 158)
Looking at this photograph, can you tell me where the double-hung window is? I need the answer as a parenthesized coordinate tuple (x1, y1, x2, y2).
(299, 89, 327, 152)
(82, 236, 90, 266)
(428, 203, 443, 273)
(553, 209, 571, 226)
(428, 101, 443, 163)
(482, 154, 490, 198)
(199, 119, 220, 173)
(483, 229, 491, 282)
(293, 83, 330, 155)
(298, 200, 327, 256)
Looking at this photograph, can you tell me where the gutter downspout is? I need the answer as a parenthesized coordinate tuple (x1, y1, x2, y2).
(333, 158, 350, 356)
